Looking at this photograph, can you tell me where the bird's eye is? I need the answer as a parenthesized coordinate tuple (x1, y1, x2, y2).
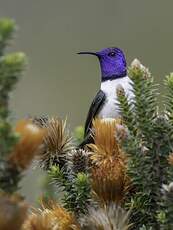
(108, 52, 116, 57)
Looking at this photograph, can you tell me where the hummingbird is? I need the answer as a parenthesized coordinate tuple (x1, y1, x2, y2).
(78, 47, 133, 147)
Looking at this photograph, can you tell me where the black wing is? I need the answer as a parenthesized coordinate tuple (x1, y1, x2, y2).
(84, 89, 106, 137)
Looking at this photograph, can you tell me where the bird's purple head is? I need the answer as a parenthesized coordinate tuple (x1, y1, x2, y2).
(78, 47, 127, 81)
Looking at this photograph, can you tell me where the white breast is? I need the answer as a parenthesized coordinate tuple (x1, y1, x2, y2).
(98, 76, 134, 119)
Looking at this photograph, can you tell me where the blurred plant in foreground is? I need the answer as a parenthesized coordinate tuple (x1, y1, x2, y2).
(0, 18, 45, 230)
(23, 202, 80, 230)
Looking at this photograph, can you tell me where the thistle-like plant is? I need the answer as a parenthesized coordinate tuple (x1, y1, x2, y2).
(37, 117, 74, 170)
(88, 119, 129, 205)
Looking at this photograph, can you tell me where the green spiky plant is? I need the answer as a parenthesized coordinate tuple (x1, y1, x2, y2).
(117, 59, 173, 229)
(0, 18, 26, 193)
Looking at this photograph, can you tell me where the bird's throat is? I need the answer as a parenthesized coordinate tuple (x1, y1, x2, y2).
(101, 71, 127, 82)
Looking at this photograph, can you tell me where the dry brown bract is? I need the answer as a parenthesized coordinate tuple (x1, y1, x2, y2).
(9, 119, 46, 170)
(92, 158, 128, 204)
(23, 203, 80, 230)
(38, 117, 74, 169)
(88, 119, 129, 204)
(88, 119, 127, 165)
(0, 192, 28, 230)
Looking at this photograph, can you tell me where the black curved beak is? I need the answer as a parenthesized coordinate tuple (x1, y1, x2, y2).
(77, 51, 99, 57)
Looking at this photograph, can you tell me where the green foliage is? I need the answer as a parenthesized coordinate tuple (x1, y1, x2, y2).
(0, 159, 21, 193)
(0, 18, 16, 55)
(41, 176, 54, 199)
(164, 73, 173, 128)
(117, 60, 173, 229)
(63, 172, 91, 215)
(0, 18, 26, 192)
(117, 87, 136, 136)
(73, 125, 84, 144)
(0, 19, 26, 158)
(49, 165, 66, 187)
(128, 64, 158, 142)
(0, 122, 19, 158)
(158, 183, 173, 229)
(48, 164, 91, 216)
(0, 52, 26, 119)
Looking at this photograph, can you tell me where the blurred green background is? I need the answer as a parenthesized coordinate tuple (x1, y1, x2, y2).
(1, 0, 173, 203)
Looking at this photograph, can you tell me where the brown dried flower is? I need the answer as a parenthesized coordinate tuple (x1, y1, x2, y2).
(9, 119, 46, 170)
(88, 119, 127, 165)
(92, 159, 129, 204)
(0, 192, 28, 230)
(23, 202, 80, 230)
(38, 117, 74, 170)
(88, 119, 129, 204)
